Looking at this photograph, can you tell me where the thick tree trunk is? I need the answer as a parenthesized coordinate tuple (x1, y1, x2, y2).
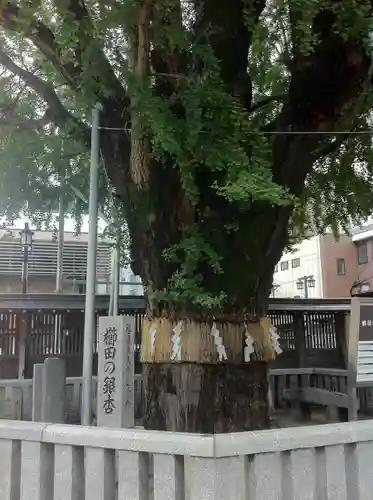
(124, 0, 371, 435)
(141, 313, 279, 433)
(143, 361, 268, 433)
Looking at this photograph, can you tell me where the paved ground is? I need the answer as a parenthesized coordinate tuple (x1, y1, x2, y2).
(270, 408, 371, 428)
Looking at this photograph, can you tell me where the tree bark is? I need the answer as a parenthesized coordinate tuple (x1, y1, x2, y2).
(143, 361, 268, 433)
(141, 312, 278, 433)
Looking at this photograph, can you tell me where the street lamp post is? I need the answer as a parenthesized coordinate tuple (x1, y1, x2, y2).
(296, 275, 315, 299)
(19, 223, 34, 295)
(271, 283, 280, 297)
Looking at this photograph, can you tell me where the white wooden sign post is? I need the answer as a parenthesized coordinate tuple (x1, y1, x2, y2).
(348, 297, 373, 421)
(97, 315, 135, 428)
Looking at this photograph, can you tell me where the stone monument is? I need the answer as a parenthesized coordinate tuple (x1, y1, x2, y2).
(97, 315, 135, 428)
(41, 357, 66, 423)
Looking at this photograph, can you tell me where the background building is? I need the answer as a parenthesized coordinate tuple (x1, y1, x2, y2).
(7, 222, 372, 300)
(119, 266, 144, 296)
(350, 224, 373, 294)
(273, 224, 373, 298)
(0, 228, 111, 294)
(0, 226, 145, 296)
(273, 235, 324, 298)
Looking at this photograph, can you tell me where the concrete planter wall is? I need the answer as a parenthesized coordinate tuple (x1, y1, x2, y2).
(0, 419, 372, 499)
(0, 375, 144, 422)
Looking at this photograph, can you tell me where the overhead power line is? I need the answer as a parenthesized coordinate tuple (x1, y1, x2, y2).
(98, 126, 373, 136)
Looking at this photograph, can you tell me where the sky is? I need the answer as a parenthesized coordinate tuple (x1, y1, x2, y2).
(4, 215, 107, 233)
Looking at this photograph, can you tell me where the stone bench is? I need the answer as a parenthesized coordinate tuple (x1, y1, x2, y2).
(283, 387, 359, 422)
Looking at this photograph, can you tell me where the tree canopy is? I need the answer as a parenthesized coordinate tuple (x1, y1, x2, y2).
(3, 0, 373, 433)
(0, 0, 373, 312)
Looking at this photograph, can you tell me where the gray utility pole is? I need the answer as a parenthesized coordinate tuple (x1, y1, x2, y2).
(81, 103, 101, 426)
(108, 227, 121, 316)
(69, 179, 122, 316)
(56, 188, 65, 293)
(113, 233, 120, 316)
(296, 275, 315, 299)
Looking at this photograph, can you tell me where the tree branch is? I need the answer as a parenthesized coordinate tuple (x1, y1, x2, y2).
(0, 0, 130, 171)
(0, 46, 90, 144)
(54, 0, 127, 100)
(309, 53, 373, 163)
(271, 3, 371, 195)
(313, 132, 352, 161)
(250, 94, 285, 113)
(0, 1, 127, 103)
(0, 2, 80, 88)
(0, 107, 51, 129)
(0, 1, 130, 204)
(193, 0, 266, 109)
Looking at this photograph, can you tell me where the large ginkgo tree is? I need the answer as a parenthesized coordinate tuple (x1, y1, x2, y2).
(0, 0, 373, 432)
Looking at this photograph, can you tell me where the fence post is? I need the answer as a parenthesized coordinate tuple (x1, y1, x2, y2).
(17, 310, 28, 379)
(335, 311, 348, 368)
(186, 456, 247, 500)
(32, 363, 44, 422)
(294, 312, 306, 368)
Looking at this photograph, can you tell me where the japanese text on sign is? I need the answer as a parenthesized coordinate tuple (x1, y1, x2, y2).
(358, 305, 373, 342)
(124, 323, 133, 406)
(361, 320, 373, 327)
(103, 326, 117, 415)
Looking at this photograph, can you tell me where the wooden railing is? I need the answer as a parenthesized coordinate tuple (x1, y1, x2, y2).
(1, 370, 371, 424)
(0, 295, 350, 378)
(269, 368, 348, 408)
(0, 418, 372, 499)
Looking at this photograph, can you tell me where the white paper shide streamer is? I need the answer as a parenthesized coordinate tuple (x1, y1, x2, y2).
(244, 324, 255, 362)
(211, 322, 228, 361)
(269, 324, 282, 355)
(171, 321, 184, 361)
(149, 324, 157, 355)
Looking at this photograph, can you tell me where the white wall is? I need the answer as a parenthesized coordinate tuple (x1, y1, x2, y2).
(273, 235, 323, 298)
(119, 265, 144, 295)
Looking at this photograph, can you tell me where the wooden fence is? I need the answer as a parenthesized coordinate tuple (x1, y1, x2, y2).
(269, 309, 346, 369)
(0, 418, 373, 499)
(24, 309, 143, 378)
(0, 294, 350, 378)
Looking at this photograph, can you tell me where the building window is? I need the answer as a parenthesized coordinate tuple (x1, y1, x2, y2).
(291, 258, 300, 268)
(357, 242, 368, 264)
(361, 282, 370, 293)
(280, 261, 288, 271)
(336, 258, 345, 276)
